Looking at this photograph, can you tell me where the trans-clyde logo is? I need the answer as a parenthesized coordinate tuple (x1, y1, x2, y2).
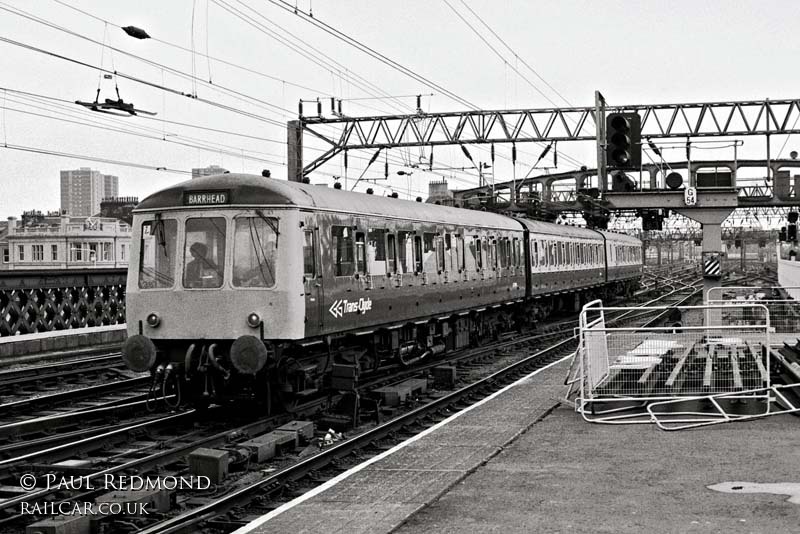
(329, 297, 373, 318)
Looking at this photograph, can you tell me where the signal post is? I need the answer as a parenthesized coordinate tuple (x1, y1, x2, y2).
(596, 97, 736, 305)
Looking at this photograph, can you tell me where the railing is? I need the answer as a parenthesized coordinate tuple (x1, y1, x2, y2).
(0, 268, 127, 336)
(575, 300, 771, 425)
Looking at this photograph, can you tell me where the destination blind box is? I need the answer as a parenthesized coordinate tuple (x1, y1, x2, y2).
(183, 191, 231, 206)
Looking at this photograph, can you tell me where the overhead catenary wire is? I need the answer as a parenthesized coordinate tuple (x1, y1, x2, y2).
(12, 2, 530, 190)
(455, 0, 575, 109)
(0, 35, 288, 127)
(1, 143, 193, 174)
(0, 85, 476, 187)
(0, 3, 296, 121)
(262, 0, 588, 169)
(265, 0, 479, 110)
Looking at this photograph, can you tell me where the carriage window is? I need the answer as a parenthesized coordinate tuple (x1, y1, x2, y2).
(436, 235, 446, 271)
(453, 235, 464, 271)
(139, 219, 177, 289)
(474, 238, 483, 270)
(565, 242, 572, 264)
(387, 233, 397, 274)
(233, 216, 278, 288)
(444, 234, 452, 271)
(532, 240, 539, 267)
(414, 235, 424, 273)
(488, 239, 497, 270)
(498, 239, 507, 268)
(368, 229, 387, 275)
(333, 226, 354, 276)
(398, 231, 412, 273)
(185, 217, 227, 289)
(423, 233, 437, 273)
(355, 232, 366, 274)
(303, 231, 315, 277)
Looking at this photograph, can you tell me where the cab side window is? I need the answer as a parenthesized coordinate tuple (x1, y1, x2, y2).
(303, 231, 315, 277)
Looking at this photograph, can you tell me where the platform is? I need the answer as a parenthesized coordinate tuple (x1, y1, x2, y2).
(237, 354, 800, 534)
(235, 356, 570, 534)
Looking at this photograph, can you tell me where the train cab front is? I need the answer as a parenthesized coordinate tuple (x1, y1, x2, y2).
(121, 203, 303, 407)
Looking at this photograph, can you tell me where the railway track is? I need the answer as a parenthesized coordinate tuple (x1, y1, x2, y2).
(0, 352, 131, 402)
(5, 269, 757, 533)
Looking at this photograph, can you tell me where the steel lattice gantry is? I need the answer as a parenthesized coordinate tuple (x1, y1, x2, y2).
(289, 98, 800, 180)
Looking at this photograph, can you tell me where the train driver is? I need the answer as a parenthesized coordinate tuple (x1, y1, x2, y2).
(185, 242, 221, 288)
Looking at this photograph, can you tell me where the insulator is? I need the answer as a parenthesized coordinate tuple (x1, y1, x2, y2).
(460, 144, 474, 163)
(490, 143, 495, 164)
(338, 99, 342, 114)
(368, 148, 382, 166)
(317, 99, 322, 116)
(429, 149, 434, 170)
(385, 159, 389, 179)
(512, 143, 517, 164)
(330, 97, 335, 113)
(416, 94, 422, 111)
(298, 100, 303, 117)
(344, 150, 348, 170)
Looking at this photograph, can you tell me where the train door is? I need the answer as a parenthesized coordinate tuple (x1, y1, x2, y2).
(302, 227, 324, 330)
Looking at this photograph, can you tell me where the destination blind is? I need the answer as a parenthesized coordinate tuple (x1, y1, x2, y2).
(184, 191, 230, 206)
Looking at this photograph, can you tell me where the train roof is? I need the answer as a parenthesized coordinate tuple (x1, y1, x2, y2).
(597, 230, 642, 245)
(134, 173, 641, 243)
(135, 173, 521, 230)
(515, 218, 605, 240)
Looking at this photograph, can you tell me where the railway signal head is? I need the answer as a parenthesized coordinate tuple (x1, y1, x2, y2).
(606, 112, 642, 170)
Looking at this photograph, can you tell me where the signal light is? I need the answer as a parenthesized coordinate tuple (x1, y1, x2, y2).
(789, 212, 799, 224)
(789, 224, 798, 242)
(606, 112, 641, 170)
(780, 227, 788, 242)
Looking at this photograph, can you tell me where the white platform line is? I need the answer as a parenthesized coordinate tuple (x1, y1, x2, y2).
(233, 352, 572, 534)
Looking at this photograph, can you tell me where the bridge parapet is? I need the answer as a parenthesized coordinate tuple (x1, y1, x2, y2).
(0, 268, 126, 337)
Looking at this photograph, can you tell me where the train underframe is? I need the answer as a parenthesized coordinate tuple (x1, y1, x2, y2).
(143, 279, 637, 413)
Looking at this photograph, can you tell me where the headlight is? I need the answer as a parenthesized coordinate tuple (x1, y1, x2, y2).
(146, 313, 160, 327)
(246, 312, 261, 328)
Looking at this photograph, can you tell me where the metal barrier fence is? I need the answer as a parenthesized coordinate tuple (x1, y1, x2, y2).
(0, 269, 126, 336)
(707, 286, 800, 339)
(575, 299, 771, 424)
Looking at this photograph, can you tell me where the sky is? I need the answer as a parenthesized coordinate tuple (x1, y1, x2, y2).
(1, 0, 799, 220)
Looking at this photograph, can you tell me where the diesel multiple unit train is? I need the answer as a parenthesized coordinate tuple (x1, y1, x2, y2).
(121, 173, 642, 408)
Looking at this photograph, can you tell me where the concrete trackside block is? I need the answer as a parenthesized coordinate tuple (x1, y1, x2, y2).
(432, 365, 457, 388)
(240, 435, 278, 463)
(95, 488, 171, 514)
(188, 448, 229, 484)
(25, 515, 90, 534)
(240, 430, 297, 463)
(374, 378, 429, 407)
(275, 420, 315, 445)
